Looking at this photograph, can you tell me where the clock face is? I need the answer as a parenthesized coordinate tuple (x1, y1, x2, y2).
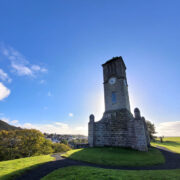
(108, 77, 116, 85)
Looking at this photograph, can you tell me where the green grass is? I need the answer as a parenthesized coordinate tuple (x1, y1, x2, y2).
(62, 147, 165, 166)
(151, 137, 180, 154)
(41, 166, 180, 180)
(0, 155, 54, 180)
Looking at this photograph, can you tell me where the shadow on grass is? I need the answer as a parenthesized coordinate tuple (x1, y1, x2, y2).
(63, 146, 165, 167)
(1, 162, 48, 180)
(155, 140, 180, 147)
(3, 148, 180, 180)
(14, 158, 76, 180)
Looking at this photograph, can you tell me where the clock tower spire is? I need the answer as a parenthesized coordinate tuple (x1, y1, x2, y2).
(88, 56, 149, 151)
(102, 56, 131, 112)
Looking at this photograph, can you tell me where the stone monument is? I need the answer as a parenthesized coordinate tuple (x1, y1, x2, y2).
(88, 56, 150, 151)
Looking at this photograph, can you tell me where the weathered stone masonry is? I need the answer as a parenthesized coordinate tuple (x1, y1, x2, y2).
(88, 57, 150, 151)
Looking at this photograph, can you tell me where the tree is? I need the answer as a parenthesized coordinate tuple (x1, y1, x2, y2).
(0, 129, 54, 161)
(145, 120, 156, 141)
(159, 136, 164, 143)
(61, 139, 68, 145)
(0, 129, 71, 161)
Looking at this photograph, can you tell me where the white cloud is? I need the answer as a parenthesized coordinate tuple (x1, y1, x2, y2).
(21, 122, 87, 135)
(17, 120, 180, 136)
(55, 122, 69, 129)
(0, 116, 20, 126)
(0, 69, 12, 83)
(31, 65, 41, 71)
(69, 113, 74, 117)
(22, 123, 33, 128)
(0, 82, 11, 100)
(11, 62, 33, 76)
(11, 120, 19, 124)
(156, 121, 180, 136)
(41, 68, 47, 72)
(0, 44, 47, 77)
(1, 117, 9, 123)
(31, 65, 47, 73)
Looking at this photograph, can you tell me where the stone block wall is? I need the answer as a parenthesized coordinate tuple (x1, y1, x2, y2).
(88, 108, 150, 151)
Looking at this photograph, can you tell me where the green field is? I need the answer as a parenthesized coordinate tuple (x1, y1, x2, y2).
(62, 147, 165, 166)
(41, 166, 180, 180)
(0, 155, 54, 180)
(151, 137, 180, 153)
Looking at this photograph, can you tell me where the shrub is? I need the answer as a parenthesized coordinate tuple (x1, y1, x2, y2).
(52, 143, 71, 153)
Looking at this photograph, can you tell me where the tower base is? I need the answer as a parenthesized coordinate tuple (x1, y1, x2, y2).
(88, 108, 149, 151)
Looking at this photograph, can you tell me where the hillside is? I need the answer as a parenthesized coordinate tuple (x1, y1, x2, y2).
(151, 137, 180, 154)
(0, 155, 54, 180)
(0, 120, 21, 131)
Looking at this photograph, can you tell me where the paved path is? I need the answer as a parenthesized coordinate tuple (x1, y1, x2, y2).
(15, 147, 180, 180)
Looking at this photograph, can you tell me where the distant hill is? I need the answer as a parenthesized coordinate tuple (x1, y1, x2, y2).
(0, 120, 21, 131)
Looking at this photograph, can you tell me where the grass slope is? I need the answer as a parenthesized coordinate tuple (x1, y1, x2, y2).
(151, 137, 180, 154)
(62, 147, 164, 166)
(0, 155, 54, 180)
(41, 166, 180, 180)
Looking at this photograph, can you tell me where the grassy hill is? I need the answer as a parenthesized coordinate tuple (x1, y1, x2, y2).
(151, 137, 180, 153)
(0, 155, 54, 180)
(44, 137, 180, 180)
(1, 137, 180, 180)
(62, 147, 165, 166)
(42, 166, 180, 180)
(0, 120, 21, 131)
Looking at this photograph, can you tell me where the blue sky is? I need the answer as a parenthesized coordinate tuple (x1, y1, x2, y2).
(0, 0, 180, 136)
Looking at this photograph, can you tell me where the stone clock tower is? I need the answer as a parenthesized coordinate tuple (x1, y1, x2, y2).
(102, 57, 130, 112)
(88, 56, 150, 151)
